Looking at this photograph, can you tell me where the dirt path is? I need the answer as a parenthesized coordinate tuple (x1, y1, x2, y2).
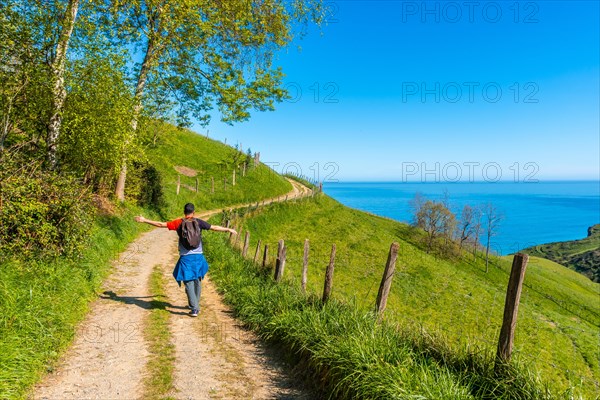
(32, 179, 313, 400)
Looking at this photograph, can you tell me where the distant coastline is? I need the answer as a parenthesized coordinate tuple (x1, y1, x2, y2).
(522, 224, 600, 282)
(323, 180, 600, 256)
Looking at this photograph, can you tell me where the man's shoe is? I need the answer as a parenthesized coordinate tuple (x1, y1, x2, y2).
(188, 309, 199, 317)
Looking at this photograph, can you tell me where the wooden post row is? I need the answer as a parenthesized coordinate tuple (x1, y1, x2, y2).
(302, 239, 309, 293)
(253, 239, 262, 264)
(322, 244, 336, 303)
(375, 243, 400, 319)
(495, 253, 529, 369)
(274, 239, 286, 282)
(242, 231, 250, 257)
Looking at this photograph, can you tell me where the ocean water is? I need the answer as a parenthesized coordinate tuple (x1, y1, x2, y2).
(323, 181, 600, 255)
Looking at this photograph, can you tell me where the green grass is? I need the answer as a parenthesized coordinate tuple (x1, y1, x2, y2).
(0, 122, 292, 399)
(145, 122, 292, 217)
(0, 204, 154, 399)
(522, 224, 600, 282)
(203, 229, 565, 399)
(142, 265, 176, 400)
(0, 120, 292, 399)
(222, 194, 600, 398)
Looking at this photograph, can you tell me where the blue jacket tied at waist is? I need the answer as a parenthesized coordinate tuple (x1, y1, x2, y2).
(173, 253, 209, 285)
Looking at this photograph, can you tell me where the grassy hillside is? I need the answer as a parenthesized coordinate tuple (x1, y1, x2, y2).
(0, 205, 151, 399)
(522, 224, 600, 283)
(226, 195, 600, 398)
(204, 230, 561, 399)
(0, 124, 292, 399)
(145, 122, 291, 217)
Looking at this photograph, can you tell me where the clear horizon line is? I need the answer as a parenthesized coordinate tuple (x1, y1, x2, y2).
(323, 179, 600, 184)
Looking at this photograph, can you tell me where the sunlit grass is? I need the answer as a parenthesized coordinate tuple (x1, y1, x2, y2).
(220, 194, 599, 398)
(204, 231, 567, 399)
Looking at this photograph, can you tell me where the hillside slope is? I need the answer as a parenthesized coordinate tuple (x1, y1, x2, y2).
(228, 194, 600, 398)
(0, 124, 294, 399)
(522, 224, 600, 282)
(145, 122, 292, 217)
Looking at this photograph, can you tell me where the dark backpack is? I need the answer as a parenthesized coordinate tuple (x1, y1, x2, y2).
(178, 218, 201, 250)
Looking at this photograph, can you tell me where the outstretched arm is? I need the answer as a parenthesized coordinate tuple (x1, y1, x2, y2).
(210, 225, 237, 235)
(134, 216, 168, 228)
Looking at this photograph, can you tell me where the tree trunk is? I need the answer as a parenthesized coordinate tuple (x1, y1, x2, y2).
(47, 0, 80, 169)
(485, 235, 491, 273)
(115, 33, 156, 201)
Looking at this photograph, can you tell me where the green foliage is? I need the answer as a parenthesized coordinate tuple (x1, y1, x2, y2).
(0, 147, 95, 258)
(0, 204, 151, 400)
(229, 195, 600, 398)
(103, 0, 325, 127)
(138, 164, 166, 215)
(0, 1, 53, 150)
(60, 45, 136, 190)
(204, 232, 564, 400)
(523, 224, 600, 282)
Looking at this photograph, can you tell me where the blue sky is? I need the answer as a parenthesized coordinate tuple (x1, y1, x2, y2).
(200, 1, 599, 182)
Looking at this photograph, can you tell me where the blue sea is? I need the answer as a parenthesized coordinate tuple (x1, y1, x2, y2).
(323, 181, 600, 255)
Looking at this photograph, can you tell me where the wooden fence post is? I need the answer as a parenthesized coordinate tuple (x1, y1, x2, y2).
(232, 169, 236, 186)
(302, 239, 309, 293)
(322, 244, 336, 303)
(262, 244, 269, 268)
(223, 177, 227, 190)
(211, 176, 214, 193)
(228, 223, 235, 243)
(274, 239, 286, 282)
(242, 231, 250, 257)
(176, 175, 181, 195)
(253, 239, 262, 264)
(235, 229, 242, 248)
(195, 178, 199, 192)
(495, 253, 529, 369)
(376, 243, 400, 319)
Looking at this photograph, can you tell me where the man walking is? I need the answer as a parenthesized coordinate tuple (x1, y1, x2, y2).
(135, 203, 236, 317)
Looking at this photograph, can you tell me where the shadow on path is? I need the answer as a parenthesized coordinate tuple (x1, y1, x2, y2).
(100, 290, 189, 316)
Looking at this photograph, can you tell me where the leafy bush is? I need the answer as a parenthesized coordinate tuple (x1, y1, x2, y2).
(0, 147, 94, 258)
(138, 164, 166, 215)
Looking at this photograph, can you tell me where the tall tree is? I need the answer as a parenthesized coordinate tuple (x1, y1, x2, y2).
(457, 204, 474, 251)
(472, 205, 483, 261)
(47, 0, 80, 169)
(416, 200, 455, 254)
(483, 203, 502, 272)
(108, 0, 324, 201)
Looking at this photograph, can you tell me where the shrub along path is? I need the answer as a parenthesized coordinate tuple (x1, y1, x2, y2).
(32, 178, 313, 400)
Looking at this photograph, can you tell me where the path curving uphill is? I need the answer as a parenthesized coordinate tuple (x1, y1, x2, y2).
(33, 178, 314, 400)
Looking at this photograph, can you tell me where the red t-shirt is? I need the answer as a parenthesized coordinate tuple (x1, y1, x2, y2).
(167, 217, 211, 255)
